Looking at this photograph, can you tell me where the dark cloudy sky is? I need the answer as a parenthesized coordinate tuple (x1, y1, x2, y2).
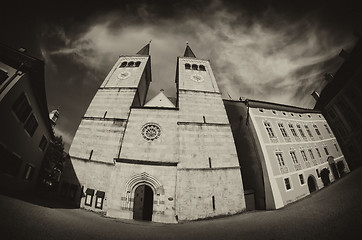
(1, 0, 361, 150)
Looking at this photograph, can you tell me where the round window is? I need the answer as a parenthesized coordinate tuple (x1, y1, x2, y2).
(141, 123, 161, 141)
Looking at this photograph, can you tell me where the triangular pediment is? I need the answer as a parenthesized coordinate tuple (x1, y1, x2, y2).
(144, 92, 175, 108)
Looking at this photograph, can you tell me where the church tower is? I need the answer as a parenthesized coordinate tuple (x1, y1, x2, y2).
(175, 44, 246, 221)
(68, 42, 245, 223)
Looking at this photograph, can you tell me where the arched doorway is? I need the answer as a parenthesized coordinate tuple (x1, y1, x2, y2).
(307, 175, 317, 193)
(133, 185, 154, 221)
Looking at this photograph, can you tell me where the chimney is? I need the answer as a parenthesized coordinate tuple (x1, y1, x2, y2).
(324, 73, 334, 82)
(339, 49, 349, 59)
(311, 91, 320, 101)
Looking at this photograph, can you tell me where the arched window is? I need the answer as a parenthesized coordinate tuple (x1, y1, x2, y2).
(120, 62, 127, 67)
(128, 61, 134, 67)
(192, 64, 198, 70)
(135, 61, 141, 67)
(199, 65, 206, 71)
(185, 63, 191, 69)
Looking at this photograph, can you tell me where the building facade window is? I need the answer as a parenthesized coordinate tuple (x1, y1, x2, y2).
(276, 152, 285, 167)
(308, 149, 315, 159)
(85, 188, 95, 206)
(199, 65, 206, 71)
(305, 125, 313, 138)
(324, 124, 331, 135)
(185, 63, 191, 69)
(264, 122, 276, 138)
(316, 169, 321, 178)
(324, 146, 329, 156)
(12, 93, 32, 123)
(299, 174, 305, 185)
(192, 64, 198, 70)
(313, 124, 321, 136)
(39, 136, 48, 151)
(95, 191, 105, 209)
(296, 124, 306, 138)
(316, 148, 322, 158)
(334, 144, 339, 152)
(278, 123, 288, 137)
(288, 124, 298, 137)
(24, 114, 38, 137)
(284, 178, 292, 190)
(290, 151, 301, 170)
(22, 164, 35, 181)
(301, 150, 310, 168)
(120, 62, 127, 67)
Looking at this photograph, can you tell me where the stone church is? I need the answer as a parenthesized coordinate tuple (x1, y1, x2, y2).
(68, 43, 246, 223)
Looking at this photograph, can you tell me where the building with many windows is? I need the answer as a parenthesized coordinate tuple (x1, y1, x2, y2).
(314, 38, 362, 170)
(0, 44, 53, 193)
(224, 98, 349, 210)
(67, 43, 246, 223)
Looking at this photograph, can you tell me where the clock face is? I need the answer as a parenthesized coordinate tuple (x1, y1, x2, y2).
(118, 71, 131, 80)
(190, 74, 204, 83)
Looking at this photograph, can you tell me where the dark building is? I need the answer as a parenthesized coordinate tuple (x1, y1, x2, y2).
(314, 38, 362, 170)
(0, 44, 53, 194)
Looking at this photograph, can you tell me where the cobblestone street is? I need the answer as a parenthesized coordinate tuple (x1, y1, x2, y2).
(1, 168, 362, 240)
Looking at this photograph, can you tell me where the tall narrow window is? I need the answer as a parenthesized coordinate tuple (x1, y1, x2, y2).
(324, 124, 331, 134)
(290, 151, 298, 164)
(208, 157, 212, 168)
(296, 124, 306, 138)
(334, 143, 339, 152)
(212, 196, 215, 210)
(284, 178, 292, 190)
(315, 148, 321, 158)
(278, 123, 288, 137)
(24, 114, 38, 137)
(305, 125, 313, 138)
(301, 150, 308, 162)
(12, 93, 32, 123)
(324, 146, 329, 155)
(95, 191, 105, 209)
(288, 124, 298, 137)
(22, 164, 34, 181)
(316, 169, 321, 178)
(264, 122, 275, 138)
(313, 124, 321, 136)
(39, 136, 48, 152)
(85, 188, 95, 206)
(275, 152, 285, 166)
(299, 174, 305, 185)
(308, 149, 315, 159)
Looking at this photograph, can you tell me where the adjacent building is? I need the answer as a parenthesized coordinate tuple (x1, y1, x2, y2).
(68, 43, 246, 223)
(314, 38, 362, 170)
(0, 44, 53, 193)
(224, 99, 349, 210)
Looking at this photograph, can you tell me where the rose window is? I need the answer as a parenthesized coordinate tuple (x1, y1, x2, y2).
(141, 123, 161, 141)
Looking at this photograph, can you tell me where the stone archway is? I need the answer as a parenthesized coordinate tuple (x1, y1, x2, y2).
(122, 172, 164, 222)
(307, 175, 318, 193)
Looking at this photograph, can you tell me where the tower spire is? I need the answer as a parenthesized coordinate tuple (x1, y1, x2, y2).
(136, 40, 151, 55)
(183, 42, 196, 58)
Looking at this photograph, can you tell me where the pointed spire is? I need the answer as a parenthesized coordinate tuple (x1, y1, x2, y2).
(136, 40, 151, 55)
(183, 42, 196, 58)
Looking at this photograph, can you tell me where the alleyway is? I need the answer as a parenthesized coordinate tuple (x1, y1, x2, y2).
(1, 168, 362, 240)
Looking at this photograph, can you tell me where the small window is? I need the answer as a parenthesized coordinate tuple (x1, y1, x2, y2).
(12, 93, 32, 123)
(308, 149, 315, 159)
(185, 63, 191, 69)
(0, 68, 8, 85)
(316, 169, 320, 178)
(313, 124, 321, 136)
(291, 113, 294, 116)
(85, 188, 95, 206)
(288, 124, 298, 137)
(22, 164, 35, 181)
(120, 62, 127, 67)
(127, 61, 134, 67)
(290, 151, 298, 164)
(278, 123, 288, 137)
(284, 178, 292, 190)
(272, 110, 276, 114)
(299, 114, 302, 117)
(305, 125, 313, 138)
(199, 65, 206, 71)
(39, 136, 48, 151)
(259, 109, 264, 112)
(334, 143, 339, 152)
(324, 124, 331, 134)
(192, 64, 198, 70)
(296, 124, 306, 138)
(301, 150, 308, 162)
(324, 146, 329, 156)
(275, 152, 285, 167)
(299, 174, 305, 185)
(264, 122, 276, 138)
(308, 114, 311, 118)
(95, 191, 105, 209)
(24, 114, 38, 137)
(135, 61, 141, 67)
(282, 112, 286, 115)
(315, 148, 321, 158)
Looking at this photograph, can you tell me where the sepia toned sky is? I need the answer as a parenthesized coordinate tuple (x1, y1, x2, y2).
(1, 0, 361, 150)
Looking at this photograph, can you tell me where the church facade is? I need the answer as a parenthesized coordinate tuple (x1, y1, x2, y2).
(68, 43, 246, 223)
